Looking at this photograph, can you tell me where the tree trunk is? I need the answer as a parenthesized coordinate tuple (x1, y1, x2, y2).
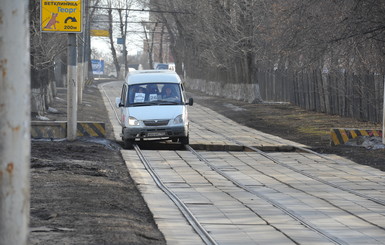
(108, 8, 121, 78)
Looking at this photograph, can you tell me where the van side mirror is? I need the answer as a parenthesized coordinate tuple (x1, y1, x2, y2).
(115, 97, 123, 108)
(187, 98, 193, 106)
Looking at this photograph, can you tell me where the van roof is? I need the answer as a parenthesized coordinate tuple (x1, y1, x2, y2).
(125, 70, 181, 85)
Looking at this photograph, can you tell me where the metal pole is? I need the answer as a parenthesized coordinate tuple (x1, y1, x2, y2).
(84, 0, 93, 83)
(0, 0, 30, 244)
(83, 0, 89, 86)
(383, 76, 385, 144)
(67, 33, 78, 140)
(77, 35, 84, 104)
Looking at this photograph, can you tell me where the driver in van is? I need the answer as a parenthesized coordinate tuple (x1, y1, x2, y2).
(162, 86, 179, 100)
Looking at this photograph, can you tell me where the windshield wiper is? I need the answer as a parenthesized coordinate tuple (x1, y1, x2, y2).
(129, 102, 158, 107)
(157, 100, 180, 105)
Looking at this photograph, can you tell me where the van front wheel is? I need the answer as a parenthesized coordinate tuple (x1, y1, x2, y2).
(123, 139, 134, 149)
(179, 136, 189, 145)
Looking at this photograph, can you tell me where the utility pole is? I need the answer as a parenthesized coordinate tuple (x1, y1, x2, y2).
(383, 76, 385, 144)
(84, 0, 94, 84)
(67, 33, 78, 140)
(0, 0, 30, 244)
(123, 0, 129, 77)
(77, 34, 84, 104)
(83, 0, 90, 85)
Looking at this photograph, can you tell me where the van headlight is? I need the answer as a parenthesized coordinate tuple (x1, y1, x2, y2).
(128, 116, 140, 126)
(173, 114, 184, 125)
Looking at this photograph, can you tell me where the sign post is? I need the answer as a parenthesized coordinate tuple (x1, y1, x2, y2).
(41, 0, 82, 140)
(67, 33, 77, 140)
(383, 76, 385, 144)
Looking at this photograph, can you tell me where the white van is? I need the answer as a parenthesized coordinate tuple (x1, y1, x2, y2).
(116, 70, 193, 148)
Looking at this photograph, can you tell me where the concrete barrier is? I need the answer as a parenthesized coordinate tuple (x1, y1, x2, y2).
(330, 128, 382, 146)
(31, 121, 106, 139)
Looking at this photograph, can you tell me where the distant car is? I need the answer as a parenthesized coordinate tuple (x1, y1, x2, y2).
(155, 63, 169, 70)
(115, 70, 194, 148)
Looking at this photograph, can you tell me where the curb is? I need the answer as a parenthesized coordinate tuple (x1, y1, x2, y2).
(330, 128, 382, 146)
(31, 121, 106, 139)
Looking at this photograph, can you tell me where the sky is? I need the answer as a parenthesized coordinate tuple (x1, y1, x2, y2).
(91, 34, 144, 56)
(90, 3, 149, 59)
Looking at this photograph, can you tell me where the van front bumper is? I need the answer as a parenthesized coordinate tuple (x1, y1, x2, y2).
(122, 125, 188, 140)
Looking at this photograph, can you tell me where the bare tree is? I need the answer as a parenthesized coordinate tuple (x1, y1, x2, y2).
(101, 0, 136, 78)
(142, 21, 158, 69)
(271, 0, 385, 72)
(116, 0, 134, 76)
(144, 0, 385, 106)
(105, 1, 121, 78)
(29, 0, 67, 115)
(149, 0, 268, 101)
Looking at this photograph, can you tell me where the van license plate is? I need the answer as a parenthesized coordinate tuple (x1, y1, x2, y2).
(147, 132, 166, 137)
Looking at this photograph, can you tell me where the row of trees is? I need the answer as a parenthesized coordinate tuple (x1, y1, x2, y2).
(146, 0, 385, 106)
(29, 0, 99, 115)
(29, 0, 143, 115)
(29, 0, 385, 120)
(92, 0, 155, 78)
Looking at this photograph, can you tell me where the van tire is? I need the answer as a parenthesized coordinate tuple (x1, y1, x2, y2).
(180, 136, 189, 145)
(123, 139, 134, 149)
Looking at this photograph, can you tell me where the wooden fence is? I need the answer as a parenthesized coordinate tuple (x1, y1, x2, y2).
(259, 69, 384, 123)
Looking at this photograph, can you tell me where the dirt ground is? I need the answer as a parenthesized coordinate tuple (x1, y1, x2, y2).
(29, 83, 167, 245)
(29, 80, 385, 244)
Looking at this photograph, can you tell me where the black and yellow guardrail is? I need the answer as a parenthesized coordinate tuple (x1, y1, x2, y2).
(330, 128, 382, 146)
(31, 121, 106, 139)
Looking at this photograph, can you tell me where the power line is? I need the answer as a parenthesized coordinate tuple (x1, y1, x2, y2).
(91, 21, 163, 24)
(89, 6, 193, 14)
(92, 30, 168, 34)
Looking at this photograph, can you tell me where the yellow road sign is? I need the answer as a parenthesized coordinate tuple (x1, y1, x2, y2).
(90, 29, 110, 37)
(41, 0, 82, 33)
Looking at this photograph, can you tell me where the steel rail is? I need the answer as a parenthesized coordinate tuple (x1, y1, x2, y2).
(186, 145, 347, 245)
(249, 144, 385, 206)
(133, 144, 218, 245)
(101, 83, 383, 243)
(102, 82, 384, 207)
(99, 82, 218, 245)
(191, 119, 385, 207)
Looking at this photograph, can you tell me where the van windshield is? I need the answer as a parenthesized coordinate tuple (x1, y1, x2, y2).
(127, 83, 182, 106)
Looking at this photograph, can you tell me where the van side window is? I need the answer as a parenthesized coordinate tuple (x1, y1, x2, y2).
(121, 85, 128, 106)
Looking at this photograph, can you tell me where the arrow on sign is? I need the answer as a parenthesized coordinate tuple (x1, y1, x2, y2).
(65, 17, 77, 23)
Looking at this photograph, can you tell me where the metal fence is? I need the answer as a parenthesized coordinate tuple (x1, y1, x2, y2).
(259, 69, 384, 123)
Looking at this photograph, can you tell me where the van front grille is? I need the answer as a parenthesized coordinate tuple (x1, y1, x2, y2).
(143, 120, 169, 126)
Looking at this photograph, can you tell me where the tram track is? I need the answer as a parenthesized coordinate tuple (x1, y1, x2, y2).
(101, 81, 385, 244)
(132, 140, 385, 245)
(102, 82, 218, 244)
(133, 144, 218, 245)
(185, 145, 347, 245)
(186, 120, 385, 243)
(190, 120, 385, 207)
